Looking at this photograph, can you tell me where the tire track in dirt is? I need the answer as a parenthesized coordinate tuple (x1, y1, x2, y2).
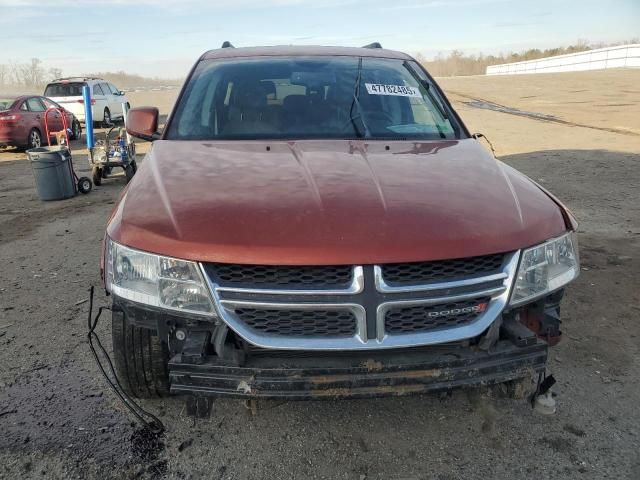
(448, 90, 640, 137)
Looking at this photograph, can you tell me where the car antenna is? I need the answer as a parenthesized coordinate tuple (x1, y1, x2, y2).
(221, 41, 235, 48)
(362, 42, 382, 49)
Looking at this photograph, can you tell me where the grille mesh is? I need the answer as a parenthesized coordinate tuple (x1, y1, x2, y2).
(382, 254, 504, 286)
(209, 264, 352, 287)
(385, 297, 491, 334)
(234, 308, 357, 337)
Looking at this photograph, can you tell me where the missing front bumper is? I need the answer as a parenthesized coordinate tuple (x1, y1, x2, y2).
(168, 340, 547, 400)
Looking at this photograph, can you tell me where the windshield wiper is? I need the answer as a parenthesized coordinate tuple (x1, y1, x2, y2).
(403, 61, 457, 139)
(348, 57, 371, 138)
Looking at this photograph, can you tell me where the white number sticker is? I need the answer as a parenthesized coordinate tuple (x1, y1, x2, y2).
(364, 83, 422, 97)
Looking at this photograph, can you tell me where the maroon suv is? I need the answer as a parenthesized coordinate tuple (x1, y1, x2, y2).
(103, 45, 579, 401)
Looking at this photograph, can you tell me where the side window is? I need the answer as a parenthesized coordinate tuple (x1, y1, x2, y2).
(26, 97, 45, 112)
(107, 83, 120, 95)
(100, 83, 112, 95)
(93, 84, 105, 96)
(20, 102, 28, 111)
(42, 98, 60, 109)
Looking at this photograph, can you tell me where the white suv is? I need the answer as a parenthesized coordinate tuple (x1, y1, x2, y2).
(44, 77, 130, 126)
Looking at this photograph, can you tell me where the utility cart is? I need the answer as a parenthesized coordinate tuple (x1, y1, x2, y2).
(89, 125, 137, 186)
(83, 85, 137, 186)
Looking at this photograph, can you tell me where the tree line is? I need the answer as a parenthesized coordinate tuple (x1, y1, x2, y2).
(0, 59, 182, 92)
(0, 58, 57, 90)
(1, 39, 638, 91)
(417, 39, 639, 77)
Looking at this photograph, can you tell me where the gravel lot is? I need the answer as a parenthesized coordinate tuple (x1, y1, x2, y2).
(1, 70, 639, 480)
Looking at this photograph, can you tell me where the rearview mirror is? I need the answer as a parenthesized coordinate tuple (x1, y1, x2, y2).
(127, 107, 160, 141)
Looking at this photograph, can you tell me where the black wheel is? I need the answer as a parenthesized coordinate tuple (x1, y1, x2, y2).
(124, 164, 135, 183)
(103, 108, 112, 127)
(70, 120, 82, 141)
(102, 166, 111, 178)
(77, 176, 92, 194)
(92, 166, 103, 186)
(112, 311, 169, 398)
(27, 128, 42, 150)
(130, 159, 137, 174)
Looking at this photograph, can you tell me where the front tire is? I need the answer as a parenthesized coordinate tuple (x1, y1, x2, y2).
(112, 311, 169, 399)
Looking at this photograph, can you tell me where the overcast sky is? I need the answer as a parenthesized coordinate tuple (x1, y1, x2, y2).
(0, 0, 638, 78)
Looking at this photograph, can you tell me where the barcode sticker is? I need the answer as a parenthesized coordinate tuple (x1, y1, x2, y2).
(365, 83, 422, 97)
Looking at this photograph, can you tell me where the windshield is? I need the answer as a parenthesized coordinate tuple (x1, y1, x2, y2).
(167, 56, 461, 141)
(0, 99, 16, 110)
(44, 82, 86, 97)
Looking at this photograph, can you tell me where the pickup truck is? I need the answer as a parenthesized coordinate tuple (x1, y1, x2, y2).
(103, 44, 579, 401)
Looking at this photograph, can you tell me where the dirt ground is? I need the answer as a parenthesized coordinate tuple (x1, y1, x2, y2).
(1, 69, 639, 480)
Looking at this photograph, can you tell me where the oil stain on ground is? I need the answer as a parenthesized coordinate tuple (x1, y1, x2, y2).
(0, 365, 166, 477)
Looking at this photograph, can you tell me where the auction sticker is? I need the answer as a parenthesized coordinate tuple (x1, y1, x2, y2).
(365, 83, 422, 97)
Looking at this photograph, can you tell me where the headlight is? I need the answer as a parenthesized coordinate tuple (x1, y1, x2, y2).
(105, 238, 215, 316)
(510, 231, 579, 307)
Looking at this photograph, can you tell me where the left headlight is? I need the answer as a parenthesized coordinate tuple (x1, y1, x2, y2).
(105, 238, 215, 316)
(509, 231, 579, 307)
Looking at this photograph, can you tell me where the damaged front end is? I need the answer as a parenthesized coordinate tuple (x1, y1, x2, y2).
(112, 290, 563, 399)
(105, 235, 576, 401)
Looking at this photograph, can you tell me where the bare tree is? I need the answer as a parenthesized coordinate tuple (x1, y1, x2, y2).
(0, 64, 7, 88)
(20, 58, 45, 88)
(9, 60, 21, 85)
(48, 67, 63, 81)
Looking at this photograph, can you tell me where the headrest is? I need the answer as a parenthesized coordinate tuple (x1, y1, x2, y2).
(232, 81, 268, 110)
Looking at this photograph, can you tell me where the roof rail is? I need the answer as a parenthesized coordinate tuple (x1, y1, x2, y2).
(362, 42, 382, 49)
(221, 41, 235, 48)
(52, 76, 102, 82)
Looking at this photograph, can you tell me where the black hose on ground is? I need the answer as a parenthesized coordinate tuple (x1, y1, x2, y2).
(86, 286, 165, 435)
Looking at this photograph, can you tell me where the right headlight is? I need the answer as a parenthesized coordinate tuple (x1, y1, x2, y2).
(105, 237, 215, 317)
(510, 231, 579, 307)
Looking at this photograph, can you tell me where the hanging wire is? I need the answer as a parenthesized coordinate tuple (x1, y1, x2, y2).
(87, 286, 165, 434)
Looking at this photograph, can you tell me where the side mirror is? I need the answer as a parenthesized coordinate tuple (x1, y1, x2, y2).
(127, 107, 160, 141)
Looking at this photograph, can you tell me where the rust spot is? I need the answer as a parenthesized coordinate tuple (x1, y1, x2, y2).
(362, 359, 384, 372)
(391, 369, 443, 379)
(309, 384, 428, 398)
(308, 368, 444, 385)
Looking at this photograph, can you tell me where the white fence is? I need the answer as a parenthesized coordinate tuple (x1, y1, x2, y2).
(486, 44, 640, 75)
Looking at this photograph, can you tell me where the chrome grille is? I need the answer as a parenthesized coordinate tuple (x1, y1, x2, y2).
(382, 254, 504, 286)
(385, 297, 491, 334)
(235, 308, 357, 337)
(208, 264, 352, 288)
(201, 252, 518, 351)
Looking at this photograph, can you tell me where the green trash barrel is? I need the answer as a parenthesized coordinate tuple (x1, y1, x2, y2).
(27, 146, 76, 201)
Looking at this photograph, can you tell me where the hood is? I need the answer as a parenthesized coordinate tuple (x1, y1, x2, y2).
(108, 139, 567, 264)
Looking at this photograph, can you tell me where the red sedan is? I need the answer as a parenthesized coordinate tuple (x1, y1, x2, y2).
(0, 95, 81, 151)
